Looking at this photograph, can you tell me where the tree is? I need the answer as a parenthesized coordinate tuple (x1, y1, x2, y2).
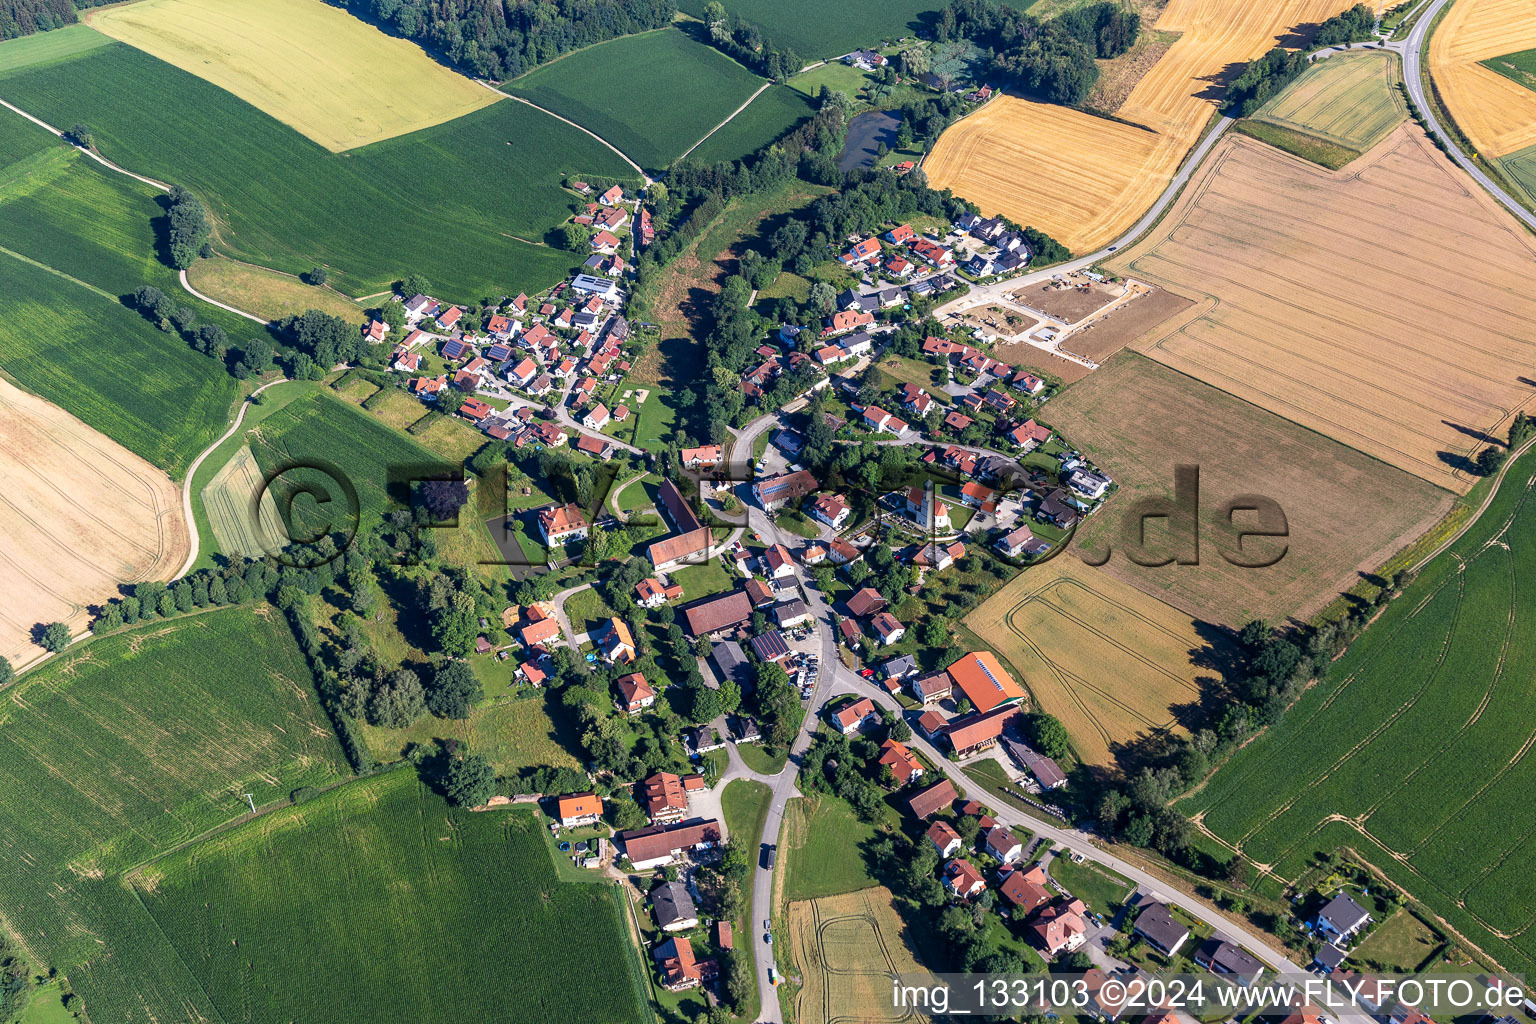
(65, 122, 92, 148)
(445, 752, 495, 807)
(306, 266, 329, 286)
(1476, 445, 1506, 476)
(400, 273, 431, 298)
(687, 682, 725, 724)
(807, 280, 837, 315)
(560, 222, 592, 252)
(0, 655, 11, 686)
(1025, 712, 1071, 759)
(417, 479, 470, 522)
(165, 185, 212, 269)
(428, 660, 480, 719)
(366, 669, 426, 728)
(890, 717, 911, 742)
(37, 621, 71, 653)
(433, 604, 478, 657)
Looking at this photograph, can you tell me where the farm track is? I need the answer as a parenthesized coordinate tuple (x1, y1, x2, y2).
(675, 80, 771, 162)
(483, 81, 650, 181)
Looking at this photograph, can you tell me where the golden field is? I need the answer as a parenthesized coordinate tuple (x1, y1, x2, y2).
(86, 0, 499, 152)
(0, 379, 187, 667)
(925, 0, 1354, 252)
(1110, 125, 1536, 493)
(1429, 0, 1536, 158)
(787, 887, 931, 1024)
(965, 556, 1214, 766)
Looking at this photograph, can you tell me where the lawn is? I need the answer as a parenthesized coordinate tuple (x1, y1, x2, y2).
(688, 83, 817, 165)
(676, 0, 945, 60)
(0, 41, 636, 297)
(1047, 855, 1135, 918)
(0, 607, 349, 1024)
(1183, 447, 1536, 975)
(186, 256, 368, 322)
(86, 0, 498, 152)
(506, 28, 764, 170)
(738, 741, 790, 775)
(564, 585, 619, 637)
(724, 778, 773, 847)
(874, 353, 950, 402)
(1352, 908, 1444, 972)
(247, 389, 451, 537)
(782, 792, 888, 901)
(668, 556, 734, 601)
(135, 770, 649, 1024)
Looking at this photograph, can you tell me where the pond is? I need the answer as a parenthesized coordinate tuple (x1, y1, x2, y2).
(837, 110, 901, 172)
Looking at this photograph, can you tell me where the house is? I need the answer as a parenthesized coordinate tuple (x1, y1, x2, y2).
(947, 706, 1020, 759)
(616, 673, 655, 713)
(945, 859, 987, 900)
(508, 356, 538, 387)
(910, 671, 952, 704)
(982, 825, 1023, 865)
(640, 772, 690, 822)
(907, 778, 958, 819)
(810, 493, 850, 528)
(409, 375, 447, 398)
(576, 433, 614, 460)
(927, 819, 962, 858)
(681, 444, 722, 469)
(1038, 488, 1080, 528)
(839, 331, 875, 358)
(839, 618, 863, 648)
(862, 405, 893, 432)
(947, 651, 1025, 713)
(1030, 899, 1089, 956)
(1134, 903, 1191, 957)
(1011, 370, 1046, 395)
(1195, 939, 1265, 984)
(442, 337, 472, 362)
(1010, 419, 1053, 451)
(902, 384, 934, 417)
(881, 653, 918, 689)
(874, 737, 923, 785)
(638, 206, 654, 245)
(916, 709, 948, 741)
(650, 881, 699, 932)
(569, 274, 618, 300)
(393, 350, 421, 372)
(731, 715, 762, 743)
(635, 577, 683, 608)
(582, 403, 610, 430)
(829, 697, 880, 735)
(619, 819, 721, 870)
(538, 503, 589, 546)
(839, 236, 881, 265)
(1000, 863, 1052, 915)
(763, 544, 796, 579)
(996, 525, 1050, 559)
(1316, 893, 1372, 944)
(825, 309, 876, 335)
(556, 792, 603, 827)
(911, 237, 954, 266)
(1314, 943, 1347, 973)
(403, 293, 439, 318)
(682, 590, 753, 638)
(743, 578, 775, 609)
(754, 470, 818, 511)
(846, 587, 887, 619)
(1069, 469, 1112, 501)
(878, 286, 904, 308)
(459, 398, 492, 422)
(437, 306, 463, 331)
(886, 256, 914, 277)
(912, 541, 965, 572)
(774, 600, 812, 629)
(598, 184, 624, 205)
(959, 481, 998, 513)
(871, 612, 905, 646)
(827, 538, 862, 565)
(364, 319, 388, 343)
(653, 936, 701, 991)
(1004, 739, 1067, 789)
(886, 223, 916, 245)
(687, 725, 725, 755)
(598, 617, 637, 664)
(519, 616, 561, 648)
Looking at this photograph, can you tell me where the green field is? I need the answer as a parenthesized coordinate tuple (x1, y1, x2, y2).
(135, 769, 649, 1024)
(1047, 855, 1134, 918)
(0, 39, 637, 297)
(688, 83, 817, 165)
(1232, 119, 1362, 170)
(1496, 141, 1536, 210)
(1481, 48, 1536, 94)
(1183, 448, 1536, 974)
(0, 608, 348, 1024)
(676, 0, 966, 60)
(1251, 51, 1406, 154)
(783, 792, 888, 901)
(247, 390, 453, 538)
(506, 28, 763, 170)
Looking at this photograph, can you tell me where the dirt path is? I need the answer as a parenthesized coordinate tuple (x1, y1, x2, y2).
(178, 268, 267, 325)
(478, 80, 650, 181)
(676, 80, 771, 162)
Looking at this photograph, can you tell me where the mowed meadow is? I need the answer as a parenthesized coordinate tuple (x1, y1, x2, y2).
(506, 27, 763, 170)
(86, 0, 499, 152)
(0, 30, 636, 297)
(1110, 127, 1536, 493)
(925, 0, 1356, 252)
(1184, 448, 1536, 976)
(0, 609, 349, 1024)
(135, 771, 649, 1024)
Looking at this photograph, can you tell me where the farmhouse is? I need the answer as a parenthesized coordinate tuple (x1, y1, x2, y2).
(916, 710, 948, 741)
(754, 470, 817, 511)
(946, 706, 1019, 759)
(683, 590, 753, 638)
(910, 671, 952, 704)
(907, 778, 958, 820)
(653, 937, 701, 991)
(619, 819, 722, 870)
(556, 792, 603, 827)
(947, 651, 1025, 713)
(640, 771, 690, 823)
(538, 504, 589, 546)
(763, 544, 796, 579)
(650, 881, 699, 932)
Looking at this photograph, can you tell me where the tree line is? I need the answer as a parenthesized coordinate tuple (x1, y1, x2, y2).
(1222, 5, 1377, 115)
(698, 0, 803, 82)
(936, 0, 1140, 106)
(321, 0, 676, 81)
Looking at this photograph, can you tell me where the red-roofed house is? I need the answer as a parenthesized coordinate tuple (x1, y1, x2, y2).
(538, 503, 589, 546)
(839, 237, 881, 265)
(636, 577, 683, 608)
(616, 673, 655, 714)
(886, 224, 916, 245)
(877, 739, 924, 785)
(437, 306, 463, 330)
(945, 859, 986, 900)
(927, 819, 962, 858)
(598, 184, 624, 205)
(828, 697, 879, 735)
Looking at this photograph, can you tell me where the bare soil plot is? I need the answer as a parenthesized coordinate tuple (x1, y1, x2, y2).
(1430, 0, 1536, 158)
(86, 0, 499, 152)
(1063, 286, 1195, 364)
(992, 341, 1096, 383)
(787, 887, 932, 1024)
(1013, 278, 1126, 322)
(1045, 352, 1453, 627)
(925, 0, 1355, 252)
(0, 379, 188, 666)
(1109, 127, 1536, 493)
(965, 556, 1222, 766)
(1252, 51, 1406, 152)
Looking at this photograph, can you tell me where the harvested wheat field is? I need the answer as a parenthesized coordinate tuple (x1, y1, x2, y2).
(965, 556, 1222, 766)
(925, 0, 1354, 251)
(0, 379, 187, 667)
(201, 445, 288, 560)
(86, 0, 499, 152)
(788, 886, 932, 1024)
(1046, 353, 1453, 627)
(1109, 126, 1536, 492)
(1430, 0, 1536, 158)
